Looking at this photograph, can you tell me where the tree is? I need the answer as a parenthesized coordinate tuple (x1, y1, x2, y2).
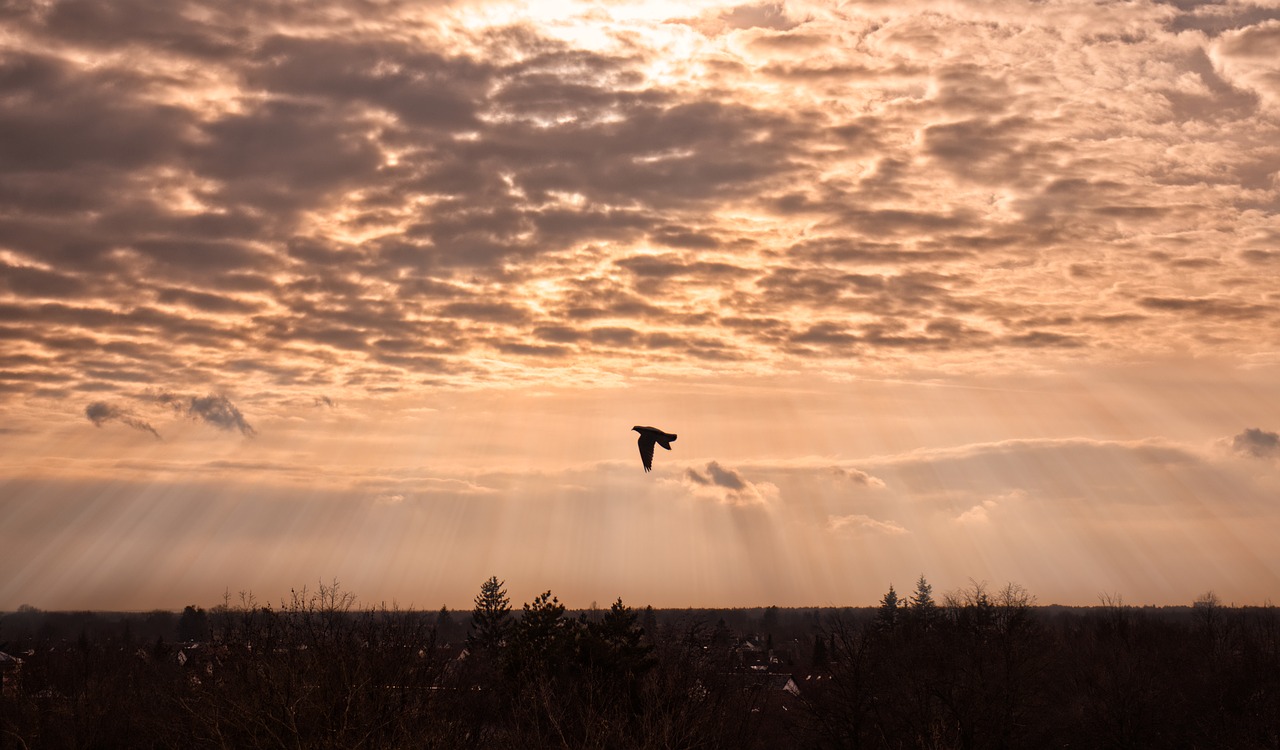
(876, 584, 900, 631)
(910, 575, 935, 610)
(467, 576, 511, 654)
(907, 574, 939, 629)
(584, 598, 655, 680)
(640, 605, 658, 643)
(508, 590, 573, 679)
(811, 634, 829, 668)
(1193, 590, 1222, 636)
(177, 605, 209, 642)
(436, 605, 457, 641)
(762, 605, 779, 636)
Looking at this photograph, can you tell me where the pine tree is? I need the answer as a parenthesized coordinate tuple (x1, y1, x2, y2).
(589, 598, 655, 678)
(467, 575, 511, 654)
(762, 605, 779, 636)
(875, 584, 900, 631)
(509, 590, 572, 678)
(908, 574, 939, 629)
(436, 605, 456, 641)
(640, 605, 658, 643)
(910, 574, 936, 610)
(811, 634, 829, 668)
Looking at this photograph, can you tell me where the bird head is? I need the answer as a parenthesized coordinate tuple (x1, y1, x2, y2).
(632, 426, 642, 433)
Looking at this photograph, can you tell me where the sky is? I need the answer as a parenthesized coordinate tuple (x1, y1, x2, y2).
(2, 0, 1279, 612)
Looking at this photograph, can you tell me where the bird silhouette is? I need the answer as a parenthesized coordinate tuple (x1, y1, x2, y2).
(633, 425, 677, 472)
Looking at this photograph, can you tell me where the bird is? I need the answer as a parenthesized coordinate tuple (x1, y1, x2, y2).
(633, 425, 677, 472)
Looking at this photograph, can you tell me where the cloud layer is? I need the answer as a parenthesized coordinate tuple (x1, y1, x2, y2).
(0, 0, 1277, 405)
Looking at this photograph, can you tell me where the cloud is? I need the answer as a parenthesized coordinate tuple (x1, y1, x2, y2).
(682, 461, 778, 506)
(1210, 20, 1280, 109)
(157, 392, 255, 437)
(830, 466, 886, 488)
(955, 499, 998, 525)
(84, 401, 161, 439)
(719, 2, 802, 32)
(1231, 427, 1280, 460)
(1137, 296, 1271, 320)
(0, 0, 1275, 401)
(826, 514, 909, 536)
(313, 395, 336, 409)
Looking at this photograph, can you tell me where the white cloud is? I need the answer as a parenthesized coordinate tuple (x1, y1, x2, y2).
(827, 513, 909, 536)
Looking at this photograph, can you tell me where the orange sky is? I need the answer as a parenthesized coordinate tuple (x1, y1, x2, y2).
(2, 0, 1279, 610)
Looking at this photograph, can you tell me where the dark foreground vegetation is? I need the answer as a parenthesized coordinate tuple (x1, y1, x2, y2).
(2, 578, 1278, 749)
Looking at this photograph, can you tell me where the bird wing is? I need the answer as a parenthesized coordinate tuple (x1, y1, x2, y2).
(637, 434, 656, 472)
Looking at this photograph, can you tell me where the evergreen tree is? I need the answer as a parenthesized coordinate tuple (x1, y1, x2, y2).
(467, 575, 511, 654)
(436, 605, 456, 641)
(640, 605, 658, 643)
(509, 590, 572, 678)
(762, 605, 779, 635)
(908, 574, 938, 629)
(875, 584, 900, 631)
(586, 598, 655, 679)
(811, 634, 829, 668)
(910, 574, 936, 610)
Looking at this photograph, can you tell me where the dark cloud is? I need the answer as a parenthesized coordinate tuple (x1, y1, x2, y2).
(1231, 427, 1280, 459)
(1158, 48, 1259, 122)
(314, 395, 336, 409)
(923, 116, 1053, 185)
(0, 51, 191, 174)
(787, 238, 969, 265)
(789, 321, 859, 348)
(0, 262, 87, 298)
(681, 461, 778, 505)
(189, 99, 385, 216)
(1004, 331, 1087, 349)
(158, 392, 255, 436)
(490, 340, 573, 358)
(39, 0, 248, 58)
(439, 301, 531, 325)
(155, 287, 262, 314)
(1242, 250, 1280, 264)
(1137, 296, 1271, 319)
(84, 401, 161, 439)
(685, 460, 748, 490)
(249, 34, 488, 130)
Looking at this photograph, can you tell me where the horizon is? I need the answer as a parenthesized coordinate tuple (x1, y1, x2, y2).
(2, 595, 1267, 616)
(3, 0, 1280, 611)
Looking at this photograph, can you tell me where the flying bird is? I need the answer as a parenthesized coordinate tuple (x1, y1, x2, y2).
(633, 425, 677, 472)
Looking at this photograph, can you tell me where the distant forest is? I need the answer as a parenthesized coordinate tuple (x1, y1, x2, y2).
(2, 577, 1278, 749)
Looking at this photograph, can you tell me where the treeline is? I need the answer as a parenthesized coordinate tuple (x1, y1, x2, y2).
(1, 578, 1278, 748)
